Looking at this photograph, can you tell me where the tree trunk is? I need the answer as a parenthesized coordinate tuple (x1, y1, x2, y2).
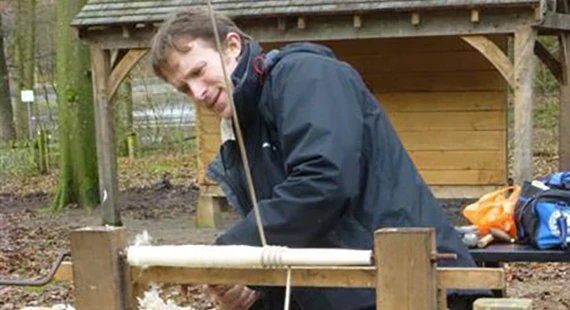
(52, 0, 99, 211)
(0, 13, 16, 141)
(12, 0, 28, 139)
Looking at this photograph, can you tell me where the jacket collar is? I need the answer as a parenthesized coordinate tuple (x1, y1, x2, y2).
(230, 42, 265, 130)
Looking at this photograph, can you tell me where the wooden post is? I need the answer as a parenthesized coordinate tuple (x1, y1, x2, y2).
(70, 227, 129, 310)
(375, 228, 438, 310)
(559, 33, 570, 170)
(196, 195, 222, 228)
(513, 26, 536, 184)
(91, 44, 121, 226)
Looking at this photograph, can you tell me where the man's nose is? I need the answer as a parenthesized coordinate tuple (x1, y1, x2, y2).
(189, 81, 207, 101)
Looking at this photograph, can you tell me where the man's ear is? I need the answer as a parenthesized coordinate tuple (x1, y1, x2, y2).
(224, 32, 242, 59)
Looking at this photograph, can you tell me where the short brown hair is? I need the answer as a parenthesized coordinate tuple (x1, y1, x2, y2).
(151, 8, 251, 80)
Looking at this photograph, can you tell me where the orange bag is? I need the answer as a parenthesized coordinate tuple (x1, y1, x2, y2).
(462, 186, 521, 238)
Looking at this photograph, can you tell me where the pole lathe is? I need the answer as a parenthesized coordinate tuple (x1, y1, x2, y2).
(67, 227, 505, 310)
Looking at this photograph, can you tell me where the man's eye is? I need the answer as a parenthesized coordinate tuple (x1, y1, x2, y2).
(178, 85, 190, 94)
(191, 68, 202, 77)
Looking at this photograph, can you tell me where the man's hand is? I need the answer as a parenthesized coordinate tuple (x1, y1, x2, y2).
(206, 284, 260, 310)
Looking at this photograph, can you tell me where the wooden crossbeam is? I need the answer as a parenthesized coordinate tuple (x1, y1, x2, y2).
(55, 263, 504, 290)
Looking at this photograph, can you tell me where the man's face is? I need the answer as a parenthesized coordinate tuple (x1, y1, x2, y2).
(164, 34, 241, 118)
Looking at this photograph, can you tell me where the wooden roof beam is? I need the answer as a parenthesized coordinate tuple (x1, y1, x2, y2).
(82, 9, 539, 49)
(246, 10, 538, 44)
(537, 12, 570, 30)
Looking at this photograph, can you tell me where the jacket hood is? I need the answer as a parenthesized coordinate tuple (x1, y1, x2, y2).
(230, 42, 337, 129)
(265, 42, 337, 70)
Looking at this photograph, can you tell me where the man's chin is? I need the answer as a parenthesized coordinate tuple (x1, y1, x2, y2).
(219, 107, 233, 119)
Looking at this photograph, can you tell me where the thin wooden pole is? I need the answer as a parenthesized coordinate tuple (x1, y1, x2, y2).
(559, 32, 570, 170)
(90, 44, 121, 226)
(375, 228, 438, 310)
(513, 26, 537, 184)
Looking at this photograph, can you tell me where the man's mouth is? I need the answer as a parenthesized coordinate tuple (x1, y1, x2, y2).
(208, 89, 222, 110)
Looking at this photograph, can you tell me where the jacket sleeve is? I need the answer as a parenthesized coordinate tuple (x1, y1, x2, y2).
(216, 55, 365, 247)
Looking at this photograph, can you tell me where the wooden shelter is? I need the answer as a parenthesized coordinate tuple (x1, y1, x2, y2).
(72, 0, 570, 227)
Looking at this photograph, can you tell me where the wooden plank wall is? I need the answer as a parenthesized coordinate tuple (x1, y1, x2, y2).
(197, 36, 508, 188)
(323, 36, 508, 186)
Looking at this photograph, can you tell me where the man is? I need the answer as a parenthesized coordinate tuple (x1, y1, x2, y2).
(151, 8, 480, 310)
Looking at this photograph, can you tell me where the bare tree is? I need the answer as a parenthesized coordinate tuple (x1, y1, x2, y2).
(0, 11, 16, 141)
(51, 0, 99, 210)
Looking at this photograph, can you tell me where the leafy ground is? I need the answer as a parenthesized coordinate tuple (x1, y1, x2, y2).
(1, 108, 570, 309)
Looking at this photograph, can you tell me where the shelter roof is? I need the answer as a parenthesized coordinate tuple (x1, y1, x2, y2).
(71, 0, 543, 27)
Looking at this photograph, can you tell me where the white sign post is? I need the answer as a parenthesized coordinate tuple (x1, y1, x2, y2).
(21, 90, 35, 139)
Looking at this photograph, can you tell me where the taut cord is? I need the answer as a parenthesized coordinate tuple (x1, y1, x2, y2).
(205, 0, 267, 246)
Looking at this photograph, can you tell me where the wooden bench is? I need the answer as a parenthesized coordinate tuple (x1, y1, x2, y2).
(470, 243, 570, 265)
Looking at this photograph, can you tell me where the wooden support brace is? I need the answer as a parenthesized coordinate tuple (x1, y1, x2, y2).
(471, 9, 480, 23)
(513, 26, 537, 184)
(411, 12, 420, 26)
(534, 40, 563, 83)
(375, 228, 437, 310)
(108, 49, 148, 102)
(353, 15, 362, 28)
(461, 35, 514, 88)
(297, 16, 306, 29)
(70, 227, 129, 310)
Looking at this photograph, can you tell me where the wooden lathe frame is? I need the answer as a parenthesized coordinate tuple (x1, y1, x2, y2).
(56, 227, 505, 310)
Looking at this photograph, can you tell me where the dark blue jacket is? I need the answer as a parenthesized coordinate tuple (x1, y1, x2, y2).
(208, 42, 477, 310)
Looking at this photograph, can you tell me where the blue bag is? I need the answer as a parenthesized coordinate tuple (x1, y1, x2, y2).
(516, 188, 570, 250)
(541, 171, 570, 190)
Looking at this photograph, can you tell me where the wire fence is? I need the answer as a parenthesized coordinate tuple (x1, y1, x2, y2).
(0, 76, 197, 177)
